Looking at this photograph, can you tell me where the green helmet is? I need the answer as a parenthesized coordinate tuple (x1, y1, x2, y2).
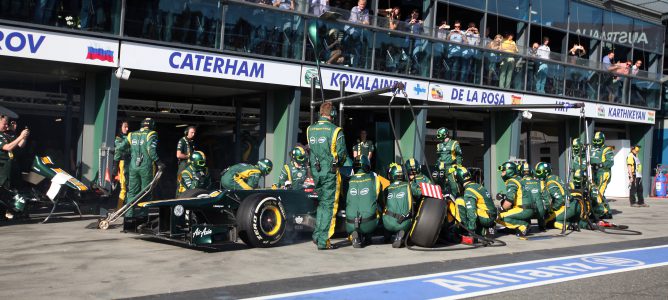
(498, 161, 518, 181)
(142, 118, 155, 130)
(291, 145, 307, 164)
(534, 162, 552, 180)
(572, 169, 585, 188)
(257, 158, 273, 175)
(189, 151, 207, 170)
(592, 132, 605, 147)
(572, 138, 582, 154)
(404, 158, 422, 175)
(353, 155, 371, 173)
(519, 161, 532, 177)
(453, 166, 472, 185)
(387, 163, 404, 182)
(436, 127, 449, 140)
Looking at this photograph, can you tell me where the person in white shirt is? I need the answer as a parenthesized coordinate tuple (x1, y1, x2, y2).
(631, 60, 642, 76)
(446, 20, 467, 81)
(535, 37, 551, 93)
(461, 22, 480, 82)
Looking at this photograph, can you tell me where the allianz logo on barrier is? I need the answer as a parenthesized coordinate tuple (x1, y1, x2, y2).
(424, 255, 645, 292)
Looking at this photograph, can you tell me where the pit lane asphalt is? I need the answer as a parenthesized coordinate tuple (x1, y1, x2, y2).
(1, 197, 667, 299)
(474, 265, 668, 300)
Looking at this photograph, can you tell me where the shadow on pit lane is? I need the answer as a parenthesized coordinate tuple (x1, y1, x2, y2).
(0, 214, 100, 227)
(136, 232, 320, 253)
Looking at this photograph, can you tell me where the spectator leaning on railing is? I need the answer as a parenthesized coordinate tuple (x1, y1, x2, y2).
(498, 33, 519, 89)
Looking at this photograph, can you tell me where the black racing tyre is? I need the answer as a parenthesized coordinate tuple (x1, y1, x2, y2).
(236, 194, 287, 248)
(409, 197, 447, 248)
(178, 188, 210, 199)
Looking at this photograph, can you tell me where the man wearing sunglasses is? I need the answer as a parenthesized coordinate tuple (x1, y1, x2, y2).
(176, 151, 211, 197)
(276, 145, 309, 190)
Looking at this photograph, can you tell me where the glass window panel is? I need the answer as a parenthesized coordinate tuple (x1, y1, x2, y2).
(527, 59, 565, 95)
(487, 0, 529, 21)
(304, 19, 372, 69)
(633, 19, 664, 53)
(600, 73, 629, 104)
(602, 11, 633, 47)
(530, 0, 567, 29)
(482, 40, 525, 91)
(446, 0, 486, 11)
(124, 0, 222, 47)
(374, 31, 431, 77)
(569, 2, 602, 36)
(432, 34, 483, 84)
(631, 79, 660, 109)
(565, 66, 598, 101)
(0, 0, 122, 34)
(223, 4, 304, 60)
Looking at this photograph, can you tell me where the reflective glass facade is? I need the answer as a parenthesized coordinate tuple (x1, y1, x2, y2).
(0, 0, 663, 109)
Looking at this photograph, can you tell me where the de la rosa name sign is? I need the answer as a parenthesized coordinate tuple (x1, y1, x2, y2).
(0, 25, 118, 67)
(120, 42, 301, 86)
(428, 83, 654, 124)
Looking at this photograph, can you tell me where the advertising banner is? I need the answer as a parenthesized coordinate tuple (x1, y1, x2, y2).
(0, 25, 118, 67)
(120, 42, 302, 86)
(300, 66, 429, 100)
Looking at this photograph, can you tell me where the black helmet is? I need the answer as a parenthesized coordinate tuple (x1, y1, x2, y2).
(519, 161, 532, 177)
(354, 155, 371, 173)
(141, 118, 155, 130)
(404, 158, 422, 175)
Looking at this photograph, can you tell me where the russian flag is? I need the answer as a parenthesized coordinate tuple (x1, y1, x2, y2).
(86, 47, 114, 63)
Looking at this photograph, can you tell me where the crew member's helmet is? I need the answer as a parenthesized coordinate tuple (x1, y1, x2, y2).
(142, 118, 155, 130)
(436, 127, 449, 140)
(454, 166, 472, 185)
(353, 155, 371, 173)
(404, 158, 421, 175)
(519, 161, 532, 177)
(572, 138, 582, 154)
(257, 158, 273, 175)
(592, 132, 605, 147)
(572, 169, 585, 188)
(291, 146, 307, 164)
(534, 162, 552, 180)
(387, 163, 404, 182)
(498, 161, 518, 181)
(189, 151, 207, 170)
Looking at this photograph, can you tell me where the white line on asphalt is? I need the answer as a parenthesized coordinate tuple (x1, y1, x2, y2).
(247, 244, 668, 300)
